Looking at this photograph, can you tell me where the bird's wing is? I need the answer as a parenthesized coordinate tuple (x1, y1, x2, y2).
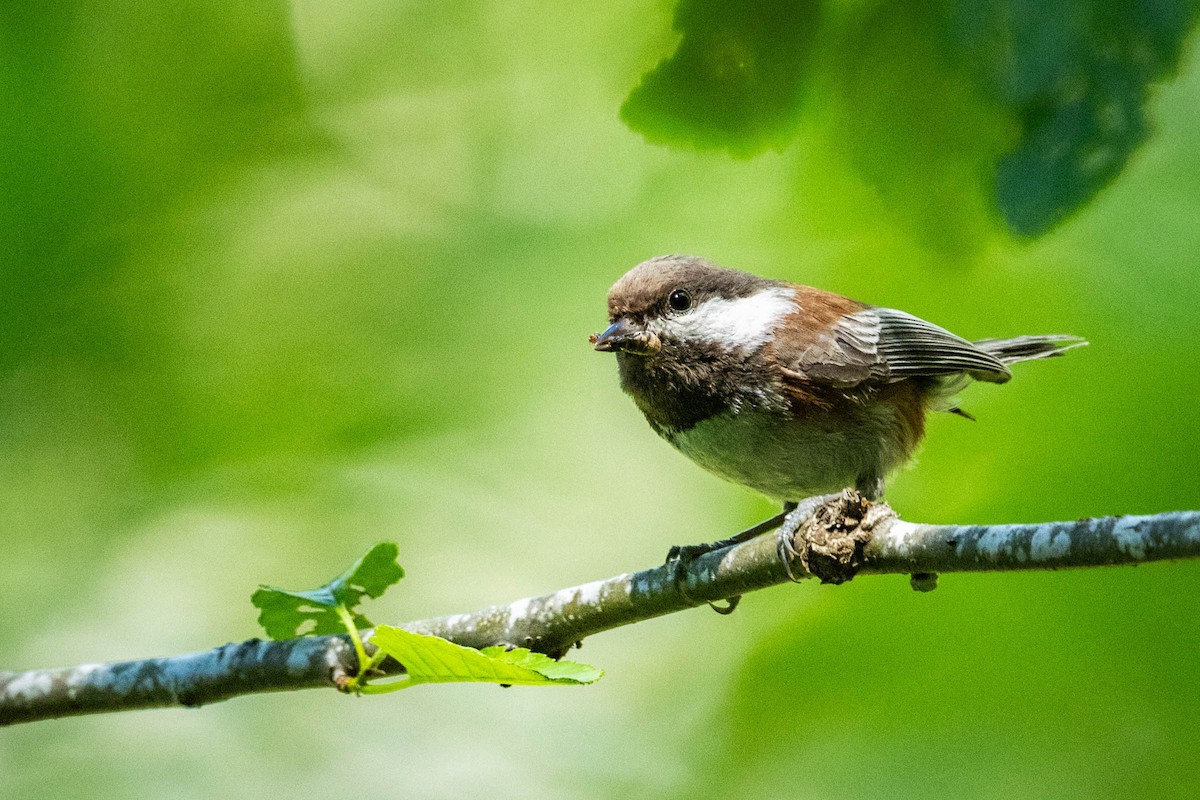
(773, 307, 884, 388)
(773, 306, 1011, 391)
(871, 308, 1010, 383)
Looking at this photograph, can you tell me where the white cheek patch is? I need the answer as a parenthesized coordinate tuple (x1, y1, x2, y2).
(655, 287, 796, 349)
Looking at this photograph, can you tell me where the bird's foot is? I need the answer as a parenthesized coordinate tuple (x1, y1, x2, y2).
(665, 542, 720, 565)
(776, 489, 891, 584)
(665, 510, 790, 614)
(666, 542, 742, 615)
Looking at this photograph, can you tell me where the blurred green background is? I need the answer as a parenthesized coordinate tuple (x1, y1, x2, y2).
(2, 1, 1199, 797)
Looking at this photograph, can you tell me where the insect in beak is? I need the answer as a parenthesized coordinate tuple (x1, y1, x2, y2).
(590, 318, 662, 356)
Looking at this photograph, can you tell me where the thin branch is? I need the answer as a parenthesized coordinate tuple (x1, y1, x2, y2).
(3, 495, 1199, 727)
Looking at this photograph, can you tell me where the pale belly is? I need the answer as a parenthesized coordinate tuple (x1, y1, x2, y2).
(668, 406, 910, 502)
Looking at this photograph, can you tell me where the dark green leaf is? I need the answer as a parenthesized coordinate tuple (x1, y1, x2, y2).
(816, 2, 1013, 257)
(948, 0, 1200, 235)
(251, 542, 404, 640)
(624, 0, 1200, 239)
(621, 0, 821, 157)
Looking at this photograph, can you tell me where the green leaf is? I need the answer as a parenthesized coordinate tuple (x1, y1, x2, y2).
(368, 626, 603, 690)
(623, 0, 1200, 240)
(251, 542, 404, 640)
(814, 1, 1014, 258)
(949, 0, 1200, 235)
(621, 0, 820, 157)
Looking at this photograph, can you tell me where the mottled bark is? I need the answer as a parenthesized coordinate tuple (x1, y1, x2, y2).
(4, 496, 1198, 726)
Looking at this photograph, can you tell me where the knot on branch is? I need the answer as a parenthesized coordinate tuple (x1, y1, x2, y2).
(791, 489, 891, 584)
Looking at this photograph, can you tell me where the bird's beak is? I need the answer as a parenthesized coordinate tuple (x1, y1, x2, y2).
(590, 318, 661, 356)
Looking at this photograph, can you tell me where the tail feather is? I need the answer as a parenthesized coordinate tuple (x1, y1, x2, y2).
(972, 334, 1087, 366)
(939, 334, 1085, 420)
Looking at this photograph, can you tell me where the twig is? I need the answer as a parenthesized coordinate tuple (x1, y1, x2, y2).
(3, 494, 1198, 727)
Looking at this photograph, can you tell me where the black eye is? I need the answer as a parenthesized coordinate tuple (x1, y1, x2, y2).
(667, 289, 692, 313)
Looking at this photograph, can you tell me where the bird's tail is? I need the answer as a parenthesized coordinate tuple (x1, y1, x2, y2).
(972, 334, 1088, 366)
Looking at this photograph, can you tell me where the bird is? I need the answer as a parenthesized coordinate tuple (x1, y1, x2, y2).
(591, 255, 1085, 593)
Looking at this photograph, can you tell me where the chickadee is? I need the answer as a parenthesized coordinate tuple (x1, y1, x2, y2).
(592, 255, 1085, 581)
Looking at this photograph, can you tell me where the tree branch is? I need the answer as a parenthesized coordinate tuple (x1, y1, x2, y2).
(4, 494, 1199, 726)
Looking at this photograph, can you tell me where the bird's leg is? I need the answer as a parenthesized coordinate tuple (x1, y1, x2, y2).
(666, 508, 791, 615)
(665, 510, 790, 564)
(776, 494, 842, 582)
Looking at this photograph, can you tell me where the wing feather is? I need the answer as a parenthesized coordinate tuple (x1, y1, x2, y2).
(776, 307, 1011, 390)
(874, 308, 1010, 383)
(784, 311, 883, 387)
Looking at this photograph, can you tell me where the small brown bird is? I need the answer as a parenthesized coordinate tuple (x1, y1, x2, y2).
(593, 255, 1085, 571)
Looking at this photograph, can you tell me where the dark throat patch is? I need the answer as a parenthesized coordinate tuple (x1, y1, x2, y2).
(615, 341, 777, 437)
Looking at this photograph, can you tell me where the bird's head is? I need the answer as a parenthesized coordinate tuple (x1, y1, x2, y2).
(591, 255, 796, 362)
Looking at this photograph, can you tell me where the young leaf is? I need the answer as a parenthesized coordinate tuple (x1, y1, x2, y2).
(478, 646, 604, 683)
(251, 542, 404, 640)
(368, 626, 603, 690)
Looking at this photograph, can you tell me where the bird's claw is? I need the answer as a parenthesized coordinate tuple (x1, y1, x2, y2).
(664, 507, 797, 614)
(774, 489, 882, 585)
(665, 540, 743, 614)
(706, 595, 741, 614)
(776, 527, 805, 584)
(665, 542, 714, 565)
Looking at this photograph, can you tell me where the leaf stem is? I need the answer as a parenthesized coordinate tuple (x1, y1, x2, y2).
(358, 677, 414, 694)
(334, 605, 371, 691)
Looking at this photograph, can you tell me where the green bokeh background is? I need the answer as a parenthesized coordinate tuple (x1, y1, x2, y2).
(2, 2, 1199, 797)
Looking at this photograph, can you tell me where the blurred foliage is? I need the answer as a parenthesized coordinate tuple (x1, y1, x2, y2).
(621, 0, 820, 155)
(0, 1, 1198, 798)
(624, 0, 1200, 239)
